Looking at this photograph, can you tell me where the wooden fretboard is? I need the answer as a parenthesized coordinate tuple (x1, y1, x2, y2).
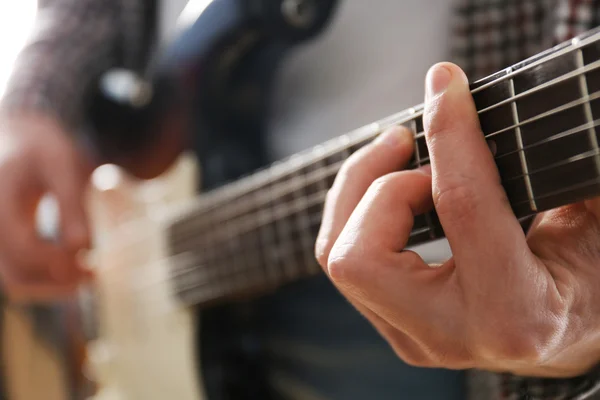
(167, 27, 600, 308)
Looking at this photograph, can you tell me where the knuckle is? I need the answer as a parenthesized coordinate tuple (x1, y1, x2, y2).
(326, 244, 358, 286)
(314, 237, 331, 270)
(369, 173, 402, 196)
(433, 180, 478, 224)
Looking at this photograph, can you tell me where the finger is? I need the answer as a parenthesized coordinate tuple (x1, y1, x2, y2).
(0, 251, 93, 302)
(423, 63, 530, 265)
(39, 147, 91, 251)
(0, 174, 74, 281)
(327, 169, 470, 362)
(315, 126, 415, 270)
(3, 278, 81, 304)
(327, 170, 433, 280)
(335, 170, 433, 254)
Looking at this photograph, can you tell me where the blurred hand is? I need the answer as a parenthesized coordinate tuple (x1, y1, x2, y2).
(316, 62, 600, 378)
(0, 111, 92, 303)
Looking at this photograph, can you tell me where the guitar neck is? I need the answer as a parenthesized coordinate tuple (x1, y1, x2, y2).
(167, 26, 600, 307)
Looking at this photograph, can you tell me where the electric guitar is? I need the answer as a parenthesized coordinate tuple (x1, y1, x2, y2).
(82, 1, 600, 399)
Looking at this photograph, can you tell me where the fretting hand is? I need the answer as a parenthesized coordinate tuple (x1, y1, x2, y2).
(316, 62, 600, 377)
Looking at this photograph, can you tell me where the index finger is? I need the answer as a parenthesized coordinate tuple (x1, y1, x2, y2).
(315, 126, 415, 271)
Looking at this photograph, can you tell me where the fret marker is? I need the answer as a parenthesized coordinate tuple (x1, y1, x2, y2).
(575, 49, 600, 177)
(508, 74, 538, 212)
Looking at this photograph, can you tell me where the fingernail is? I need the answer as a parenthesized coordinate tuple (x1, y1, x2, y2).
(426, 65, 452, 100)
(375, 127, 413, 147)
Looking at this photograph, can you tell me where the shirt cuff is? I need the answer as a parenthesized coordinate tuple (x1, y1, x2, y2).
(501, 365, 600, 400)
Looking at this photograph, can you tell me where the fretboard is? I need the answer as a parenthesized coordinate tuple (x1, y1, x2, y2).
(167, 26, 600, 308)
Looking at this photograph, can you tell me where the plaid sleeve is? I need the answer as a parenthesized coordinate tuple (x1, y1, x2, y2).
(500, 366, 600, 400)
(0, 0, 152, 130)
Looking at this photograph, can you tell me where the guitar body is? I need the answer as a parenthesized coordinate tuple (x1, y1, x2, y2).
(86, 153, 205, 400)
(80, 1, 600, 398)
(81, 1, 342, 398)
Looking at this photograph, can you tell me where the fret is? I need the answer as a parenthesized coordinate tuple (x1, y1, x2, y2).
(407, 108, 439, 241)
(576, 48, 600, 176)
(508, 75, 538, 212)
(410, 109, 423, 167)
(289, 157, 322, 273)
(257, 212, 280, 283)
(294, 172, 317, 272)
(514, 150, 600, 217)
(337, 134, 352, 160)
(312, 145, 330, 194)
(582, 41, 600, 93)
(514, 52, 580, 121)
(225, 216, 245, 277)
(270, 167, 299, 279)
(234, 215, 269, 288)
(258, 173, 283, 283)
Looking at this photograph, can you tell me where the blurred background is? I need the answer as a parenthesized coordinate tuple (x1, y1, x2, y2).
(0, 1, 37, 97)
(0, 1, 458, 399)
(0, 4, 69, 400)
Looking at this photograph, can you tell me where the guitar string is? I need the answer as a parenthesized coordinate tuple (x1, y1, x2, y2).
(105, 36, 591, 294)
(411, 115, 600, 167)
(170, 139, 600, 256)
(475, 57, 600, 116)
(165, 110, 598, 296)
(171, 57, 600, 225)
(165, 212, 540, 307)
(175, 24, 600, 215)
(170, 108, 600, 243)
(512, 173, 600, 207)
(163, 207, 542, 305)
(98, 32, 600, 306)
(167, 138, 600, 291)
(170, 151, 600, 284)
(146, 155, 600, 297)
(168, 148, 600, 277)
(467, 31, 600, 95)
(171, 167, 600, 304)
(505, 147, 600, 183)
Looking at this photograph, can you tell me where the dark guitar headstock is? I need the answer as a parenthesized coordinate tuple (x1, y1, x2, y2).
(84, 0, 339, 181)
